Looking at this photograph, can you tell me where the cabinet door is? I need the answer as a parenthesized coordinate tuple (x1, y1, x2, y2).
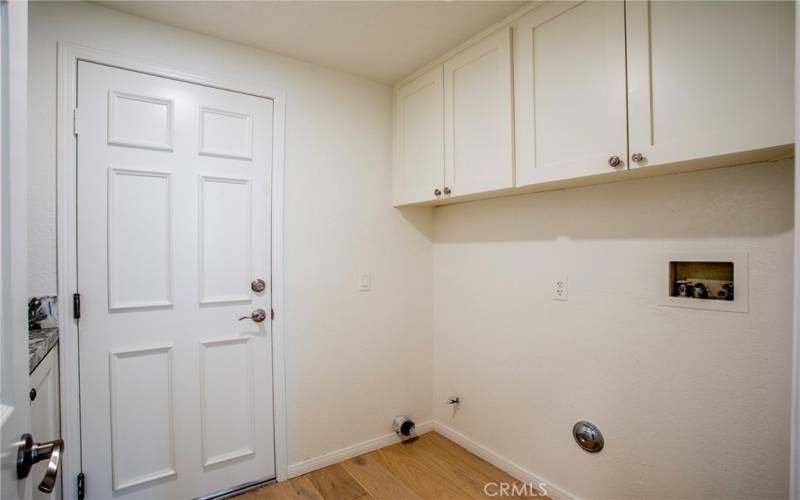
(393, 66, 444, 205)
(626, 0, 794, 169)
(514, 1, 628, 186)
(31, 348, 61, 500)
(444, 27, 513, 197)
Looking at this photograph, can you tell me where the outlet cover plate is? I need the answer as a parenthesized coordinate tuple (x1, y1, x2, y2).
(554, 277, 568, 301)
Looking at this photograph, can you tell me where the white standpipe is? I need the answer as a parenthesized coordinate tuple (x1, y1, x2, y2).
(392, 416, 415, 441)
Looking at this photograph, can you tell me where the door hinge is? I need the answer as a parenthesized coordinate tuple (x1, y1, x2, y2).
(73, 108, 79, 136)
(73, 293, 81, 320)
(77, 472, 85, 500)
(271, 308, 275, 320)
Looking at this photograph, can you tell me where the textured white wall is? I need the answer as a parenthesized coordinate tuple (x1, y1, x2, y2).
(28, 1, 434, 466)
(433, 160, 793, 500)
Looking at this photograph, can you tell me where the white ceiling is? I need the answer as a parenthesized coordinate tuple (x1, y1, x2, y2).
(95, 1, 529, 84)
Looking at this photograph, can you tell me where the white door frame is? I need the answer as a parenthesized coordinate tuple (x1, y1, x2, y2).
(792, 7, 799, 500)
(0, 1, 31, 498)
(55, 42, 288, 499)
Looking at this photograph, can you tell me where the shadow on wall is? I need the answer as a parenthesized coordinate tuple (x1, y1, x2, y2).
(432, 160, 794, 243)
(397, 205, 436, 241)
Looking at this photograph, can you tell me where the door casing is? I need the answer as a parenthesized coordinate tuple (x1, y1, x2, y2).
(55, 42, 288, 500)
(0, 1, 32, 498)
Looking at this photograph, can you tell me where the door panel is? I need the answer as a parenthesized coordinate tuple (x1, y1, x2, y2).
(108, 91, 174, 151)
(109, 345, 176, 492)
(199, 337, 255, 467)
(444, 27, 513, 197)
(77, 61, 275, 499)
(198, 176, 252, 304)
(108, 167, 174, 309)
(199, 106, 253, 160)
(515, 1, 628, 185)
(393, 66, 444, 205)
(626, 0, 794, 168)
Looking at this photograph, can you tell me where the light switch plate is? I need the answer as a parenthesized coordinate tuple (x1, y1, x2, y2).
(359, 272, 371, 292)
(553, 277, 568, 301)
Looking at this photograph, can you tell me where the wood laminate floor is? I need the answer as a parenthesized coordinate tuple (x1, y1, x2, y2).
(236, 432, 550, 499)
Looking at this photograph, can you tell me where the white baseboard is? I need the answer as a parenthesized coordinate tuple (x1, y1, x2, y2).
(286, 419, 575, 500)
(287, 420, 433, 478)
(433, 421, 576, 500)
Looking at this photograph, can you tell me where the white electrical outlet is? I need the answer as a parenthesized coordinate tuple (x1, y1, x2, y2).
(554, 277, 568, 301)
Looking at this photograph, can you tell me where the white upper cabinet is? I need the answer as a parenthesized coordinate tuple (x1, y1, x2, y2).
(515, 1, 628, 186)
(444, 27, 514, 197)
(626, 0, 794, 169)
(392, 0, 794, 206)
(393, 66, 444, 205)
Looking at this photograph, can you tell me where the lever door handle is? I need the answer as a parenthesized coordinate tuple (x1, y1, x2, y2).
(37, 439, 63, 494)
(17, 433, 64, 493)
(238, 308, 267, 323)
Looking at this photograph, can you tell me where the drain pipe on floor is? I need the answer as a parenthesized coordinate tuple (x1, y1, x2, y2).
(392, 416, 416, 441)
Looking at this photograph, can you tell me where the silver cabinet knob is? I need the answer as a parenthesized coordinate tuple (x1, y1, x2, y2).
(434, 188, 442, 196)
(443, 187, 452, 195)
(608, 155, 622, 167)
(16, 434, 64, 493)
(238, 309, 267, 323)
(631, 152, 644, 163)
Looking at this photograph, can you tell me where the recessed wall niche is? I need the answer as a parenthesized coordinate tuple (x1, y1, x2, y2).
(661, 253, 748, 313)
(670, 261, 733, 300)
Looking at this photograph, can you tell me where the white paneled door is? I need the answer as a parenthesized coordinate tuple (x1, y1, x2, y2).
(77, 61, 275, 499)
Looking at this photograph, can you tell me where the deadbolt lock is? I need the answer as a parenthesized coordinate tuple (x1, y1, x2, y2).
(251, 279, 266, 293)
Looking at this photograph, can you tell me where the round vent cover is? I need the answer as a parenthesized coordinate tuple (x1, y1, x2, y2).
(573, 421, 604, 453)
